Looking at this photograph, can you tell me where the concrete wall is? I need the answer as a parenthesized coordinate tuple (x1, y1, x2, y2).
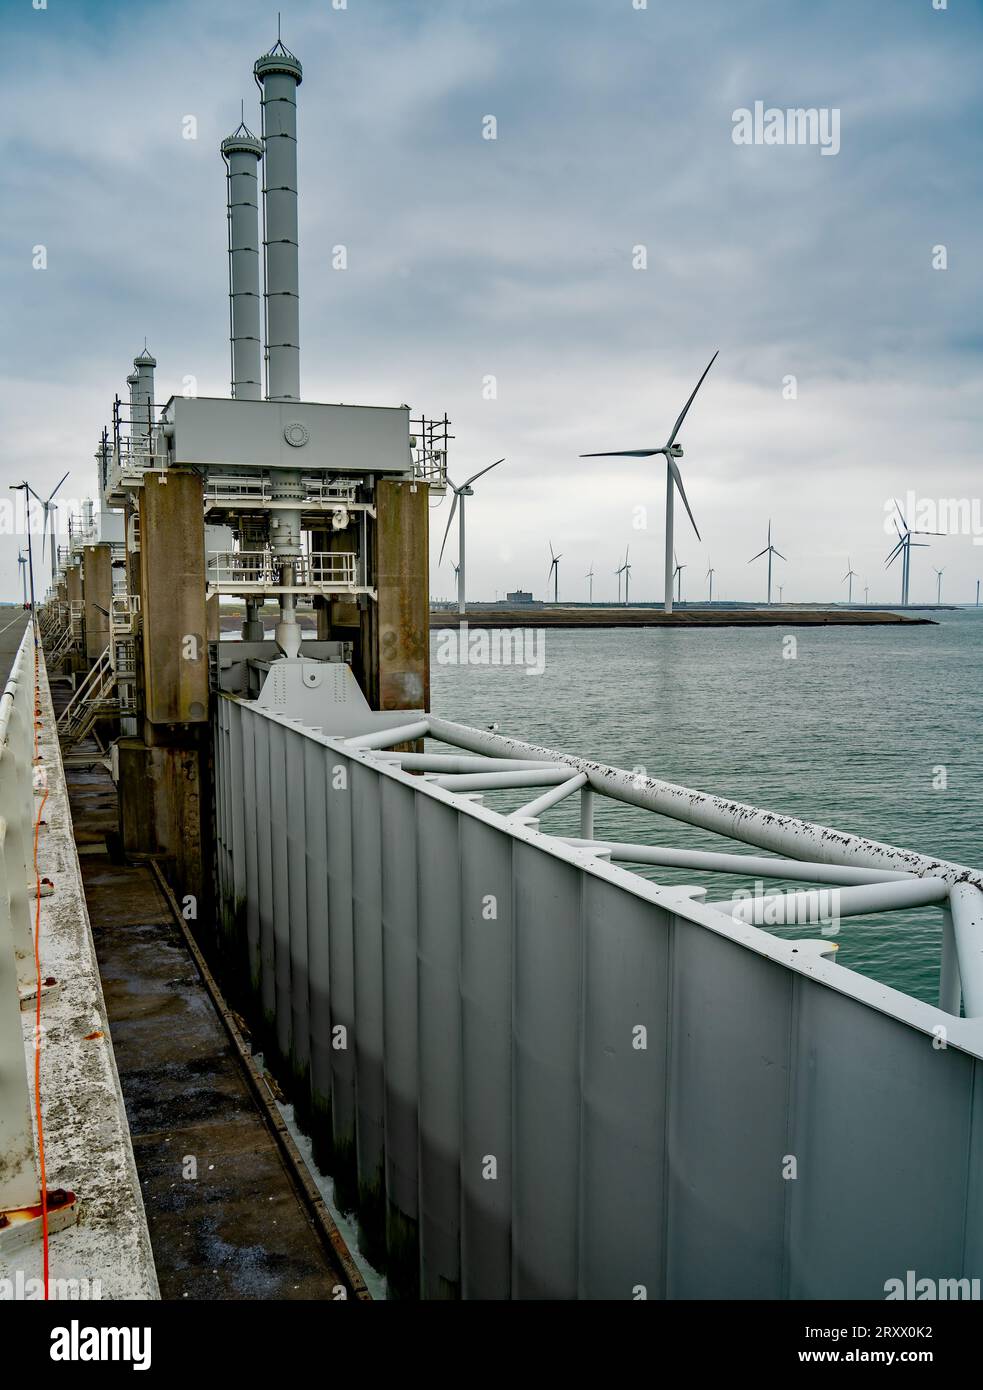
(0, 646, 159, 1298)
(139, 471, 208, 724)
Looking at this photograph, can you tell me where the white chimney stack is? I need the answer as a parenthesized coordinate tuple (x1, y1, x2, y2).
(221, 121, 264, 401)
(254, 37, 302, 403)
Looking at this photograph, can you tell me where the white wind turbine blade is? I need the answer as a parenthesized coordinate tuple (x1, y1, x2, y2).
(748, 548, 768, 563)
(580, 448, 661, 458)
(664, 350, 718, 449)
(463, 457, 505, 488)
(773, 548, 788, 562)
(668, 458, 700, 541)
(438, 491, 459, 565)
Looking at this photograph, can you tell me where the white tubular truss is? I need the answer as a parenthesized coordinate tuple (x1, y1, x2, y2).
(346, 712, 983, 1019)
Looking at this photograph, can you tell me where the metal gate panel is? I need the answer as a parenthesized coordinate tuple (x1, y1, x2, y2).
(325, 745, 357, 1200)
(785, 980, 974, 1298)
(267, 720, 292, 1069)
(511, 842, 584, 1299)
(284, 722, 310, 1093)
(252, 715, 276, 1037)
(578, 874, 671, 1300)
(665, 918, 791, 1299)
(350, 756, 385, 1260)
(458, 814, 513, 1300)
(228, 699, 247, 937)
(416, 794, 463, 1299)
(214, 696, 983, 1300)
(379, 775, 420, 1294)
(304, 735, 331, 1142)
(239, 704, 261, 999)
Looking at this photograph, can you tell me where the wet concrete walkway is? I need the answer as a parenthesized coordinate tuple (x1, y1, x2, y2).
(64, 756, 350, 1300)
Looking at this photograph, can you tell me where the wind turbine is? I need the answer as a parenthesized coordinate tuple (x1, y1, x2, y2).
(934, 567, 945, 604)
(39, 470, 70, 577)
(581, 351, 717, 614)
(17, 550, 28, 606)
(547, 542, 562, 603)
(885, 499, 940, 606)
(452, 561, 460, 602)
(672, 549, 686, 602)
(842, 557, 858, 604)
(706, 559, 715, 602)
(585, 563, 595, 604)
(438, 459, 505, 615)
(622, 548, 632, 604)
(748, 520, 786, 604)
(864, 583, 870, 604)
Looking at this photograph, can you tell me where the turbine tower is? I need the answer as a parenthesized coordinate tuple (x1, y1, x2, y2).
(673, 550, 686, 602)
(585, 564, 595, 604)
(438, 459, 506, 615)
(842, 557, 858, 604)
(615, 548, 631, 605)
(547, 542, 562, 603)
(581, 352, 717, 614)
(748, 520, 786, 604)
(934, 567, 945, 604)
(17, 550, 28, 605)
(885, 499, 941, 605)
(706, 559, 715, 602)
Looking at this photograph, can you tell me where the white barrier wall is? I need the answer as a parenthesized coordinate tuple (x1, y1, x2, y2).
(214, 692, 983, 1300)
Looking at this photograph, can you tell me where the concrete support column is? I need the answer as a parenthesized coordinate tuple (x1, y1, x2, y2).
(83, 544, 113, 663)
(138, 472, 208, 725)
(123, 471, 210, 916)
(363, 480, 429, 711)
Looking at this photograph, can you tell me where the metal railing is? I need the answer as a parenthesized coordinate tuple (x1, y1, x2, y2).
(205, 476, 360, 510)
(206, 549, 358, 593)
(0, 628, 43, 1225)
(410, 414, 451, 489)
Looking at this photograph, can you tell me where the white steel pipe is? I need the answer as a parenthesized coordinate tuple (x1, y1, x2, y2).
(431, 768, 571, 794)
(344, 720, 430, 750)
(427, 716, 983, 892)
(725, 877, 949, 927)
(561, 839, 916, 887)
(382, 753, 562, 774)
(512, 772, 588, 821)
(948, 883, 983, 1018)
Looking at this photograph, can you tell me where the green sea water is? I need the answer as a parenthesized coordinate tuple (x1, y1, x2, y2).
(430, 608, 983, 1005)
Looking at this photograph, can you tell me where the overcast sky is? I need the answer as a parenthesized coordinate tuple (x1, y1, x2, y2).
(2, 0, 981, 604)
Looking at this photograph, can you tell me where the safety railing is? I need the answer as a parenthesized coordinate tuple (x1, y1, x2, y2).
(410, 413, 451, 489)
(110, 593, 141, 638)
(206, 549, 358, 593)
(204, 476, 361, 510)
(0, 627, 45, 1231)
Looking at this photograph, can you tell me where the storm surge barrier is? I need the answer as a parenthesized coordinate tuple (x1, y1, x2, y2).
(214, 684, 983, 1300)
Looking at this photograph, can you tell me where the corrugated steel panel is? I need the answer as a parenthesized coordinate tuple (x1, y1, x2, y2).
(214, 694, 983, 1300)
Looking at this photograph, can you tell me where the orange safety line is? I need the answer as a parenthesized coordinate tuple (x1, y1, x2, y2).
(31, 616, 49, 1300)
